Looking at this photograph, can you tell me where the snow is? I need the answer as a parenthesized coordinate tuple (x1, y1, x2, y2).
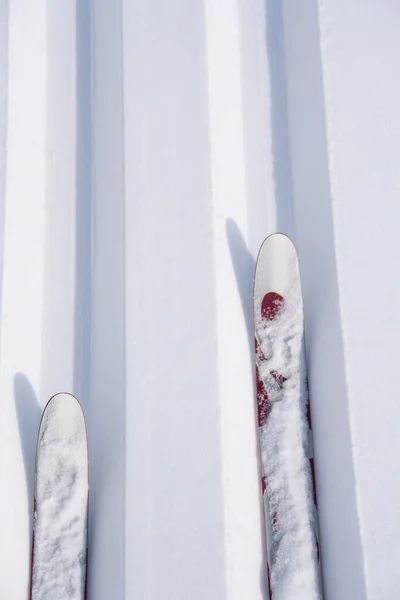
(31, 394, 88, 600)
(0, 1, 400, 599)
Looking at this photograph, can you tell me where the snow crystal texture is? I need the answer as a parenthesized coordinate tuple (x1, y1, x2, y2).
(30, 394, 88, 600)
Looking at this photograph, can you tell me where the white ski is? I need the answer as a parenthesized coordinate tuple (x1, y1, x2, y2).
(254, 233, 323, 600)
(30, 393, 89, 600)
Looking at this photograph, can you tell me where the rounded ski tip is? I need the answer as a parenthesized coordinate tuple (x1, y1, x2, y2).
(40, 393, 87, 439)
(254, 232, 301, 299)
(257, 232, 296, 260)
(42, 392, 84, 416)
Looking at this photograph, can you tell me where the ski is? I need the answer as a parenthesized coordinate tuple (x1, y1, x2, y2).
(29, 393, 89, 600)
(253, 233, 323, 599)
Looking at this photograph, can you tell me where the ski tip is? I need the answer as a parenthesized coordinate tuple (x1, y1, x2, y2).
(257, 232, 296, 259)
(40, 393, 87, 439)
(255, 233, 298, 277)
(254, 232, 301, 299)
(42, 392, 85, 415)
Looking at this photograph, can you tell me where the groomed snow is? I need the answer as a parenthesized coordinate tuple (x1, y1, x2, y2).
(0, 1, 400, 599)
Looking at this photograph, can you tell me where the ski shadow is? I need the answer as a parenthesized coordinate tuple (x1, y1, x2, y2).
(226, 219, 269, 599)
(225, 219, 255, 360)
(14, 373, 42, 531)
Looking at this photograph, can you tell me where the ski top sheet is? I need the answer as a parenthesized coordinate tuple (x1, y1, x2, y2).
(29, 393, 89, 600)
(253, 233, 323, 600)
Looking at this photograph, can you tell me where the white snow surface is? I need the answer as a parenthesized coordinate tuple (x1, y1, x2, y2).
(31, 394, 88, 600)
(0, 1, 400, 599)
(255, 244, 320, 600)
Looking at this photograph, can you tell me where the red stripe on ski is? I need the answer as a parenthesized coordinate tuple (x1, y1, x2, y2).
(261, 292, 284, 321)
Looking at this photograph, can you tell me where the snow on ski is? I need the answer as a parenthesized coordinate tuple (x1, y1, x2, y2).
(29, 393, 89, 600)
(253, 233, 323, 600)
